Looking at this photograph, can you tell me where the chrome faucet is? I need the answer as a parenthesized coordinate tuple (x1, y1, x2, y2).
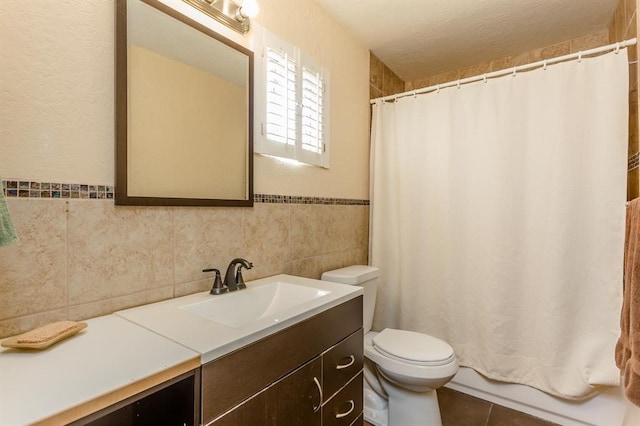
(224, 258, 253, 291)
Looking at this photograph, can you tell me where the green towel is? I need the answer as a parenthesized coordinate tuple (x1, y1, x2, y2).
(0, 179, 18, 247)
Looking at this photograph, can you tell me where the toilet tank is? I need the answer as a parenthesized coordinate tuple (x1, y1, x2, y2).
(321, 265, 379, 333)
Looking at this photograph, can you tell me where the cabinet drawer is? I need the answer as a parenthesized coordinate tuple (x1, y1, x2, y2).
(322, 372, 363, 426)
(323, 329, 363, 400)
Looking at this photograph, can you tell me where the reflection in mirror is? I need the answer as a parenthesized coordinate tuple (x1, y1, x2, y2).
(115, 0, 253, 206)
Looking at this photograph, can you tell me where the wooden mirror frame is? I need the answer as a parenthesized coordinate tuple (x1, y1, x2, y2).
(115, 0, 254, 207)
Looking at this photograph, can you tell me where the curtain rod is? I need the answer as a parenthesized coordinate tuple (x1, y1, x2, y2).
(371, 38, 637, 104)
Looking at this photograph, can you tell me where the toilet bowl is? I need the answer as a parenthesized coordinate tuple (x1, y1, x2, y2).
(321, 265, 459, 426)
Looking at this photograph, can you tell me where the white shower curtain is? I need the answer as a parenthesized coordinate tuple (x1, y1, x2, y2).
(370, 49, 629, 399)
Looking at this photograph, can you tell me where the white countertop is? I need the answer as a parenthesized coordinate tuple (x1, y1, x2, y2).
(0, 315, 199, 426)
(0, 274, 362, 425)
(116, 274, 363, 364)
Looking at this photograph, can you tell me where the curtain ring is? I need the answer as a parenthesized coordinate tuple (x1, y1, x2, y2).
(578, 51, 582, 63)
(512, 67, 517, 77)
(543, 59, 547, 70)
(436, 84, 440, 94)
(483, 73, 487, 83)
(615, 42, 620, 54)
(413, 90, 417, 98)
(457, 80, 461, 89)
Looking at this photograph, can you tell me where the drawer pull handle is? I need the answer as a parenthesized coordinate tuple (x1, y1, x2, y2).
(312, 376, 323, 413)
(335, 400, 355, 419)
(335, 355, 355, 370)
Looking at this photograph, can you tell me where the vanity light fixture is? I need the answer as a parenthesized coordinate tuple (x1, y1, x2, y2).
(182, 0, 259, 34)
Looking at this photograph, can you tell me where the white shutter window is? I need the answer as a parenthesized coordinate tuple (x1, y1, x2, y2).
(265, 47, 297, 146)
(299, 54, 329, 167)
(255, 31, 330, 168)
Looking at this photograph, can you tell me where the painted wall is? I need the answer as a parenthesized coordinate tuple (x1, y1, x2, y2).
(0, 0, 370, 338)
(0, 0, 370, 200)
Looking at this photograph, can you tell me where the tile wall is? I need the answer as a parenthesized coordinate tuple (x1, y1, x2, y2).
(0, 183, 369, 338)
(404, 30, 612, 91)
(610, 0, 639, 200)
(369, 53, 405, 99)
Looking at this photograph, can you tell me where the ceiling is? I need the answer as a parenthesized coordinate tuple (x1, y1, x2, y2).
(314, 0, 620, 82)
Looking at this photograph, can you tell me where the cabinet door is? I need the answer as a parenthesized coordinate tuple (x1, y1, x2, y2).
(213, 357, 322, 426)
(272, 356, 322, 426)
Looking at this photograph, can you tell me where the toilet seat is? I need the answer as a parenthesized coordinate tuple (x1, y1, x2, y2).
(364, 330, 458, 382)
(372, 329, 455, 366)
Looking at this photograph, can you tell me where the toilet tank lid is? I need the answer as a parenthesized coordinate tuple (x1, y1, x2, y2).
(321, 265, 379, 285)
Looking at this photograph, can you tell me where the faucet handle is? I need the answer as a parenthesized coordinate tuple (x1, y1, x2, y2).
(203, 268, 227, 295)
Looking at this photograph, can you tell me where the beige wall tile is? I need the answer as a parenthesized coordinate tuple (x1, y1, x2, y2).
(629, 168, 639, 200)
(622, 0, 632, 27)
(0, 199, 67, 320)
(286, 248, 369, 280)
(172, 207, 244, 285)
(66, 201, 174, 305)
(613, 1, 626, 41)
(68, 286, 173, 320)
(394, 75, 405, 95)
(290, 204, 323, 260)
(0, 308, 68, 338)
(370, 53, 384, 91)
(626, 10, 638, 39)
(630, 89, 639, 155)
(632, 63, 638, 98)
(383, 66, 397, 95)
(428, 71, 460, 88)
(175, 278, 212, 297)
(378, 61, 405, 97)
(370, 85, 383, 100)
(241, 203, 290, 281)
(489, 56, 515, 72)
(410, 76, 432, 91)
(570, 30, 609, 52)
(529, 41, 571, 62)
(459, 62, 491, 79)
(290, 204, 368, 261)
(0, 198, 370, 339)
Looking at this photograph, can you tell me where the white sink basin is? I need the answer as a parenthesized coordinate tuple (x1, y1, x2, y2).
(115, 274, 362, 363)
(179, 282, 330, 328)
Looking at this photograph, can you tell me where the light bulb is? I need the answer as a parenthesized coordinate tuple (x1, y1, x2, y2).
(238, 0, 259, 19)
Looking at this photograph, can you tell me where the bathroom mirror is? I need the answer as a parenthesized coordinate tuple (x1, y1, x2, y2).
(115, 0, 253, 206)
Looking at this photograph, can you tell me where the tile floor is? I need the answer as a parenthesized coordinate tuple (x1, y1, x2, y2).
(364, 387, 559, 426)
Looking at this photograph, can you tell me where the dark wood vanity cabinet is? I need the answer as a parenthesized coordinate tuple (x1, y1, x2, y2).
(204, 296, 364, 426)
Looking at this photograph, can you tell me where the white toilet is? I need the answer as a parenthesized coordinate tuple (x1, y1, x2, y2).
(321, 265, 459, 426)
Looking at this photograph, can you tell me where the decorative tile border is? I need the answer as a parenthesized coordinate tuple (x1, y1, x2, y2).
(255, 194, 369, 205)
(1, 180, 369, 206)
(630, 152, 640, 171)
(2, 179, 114, 199)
